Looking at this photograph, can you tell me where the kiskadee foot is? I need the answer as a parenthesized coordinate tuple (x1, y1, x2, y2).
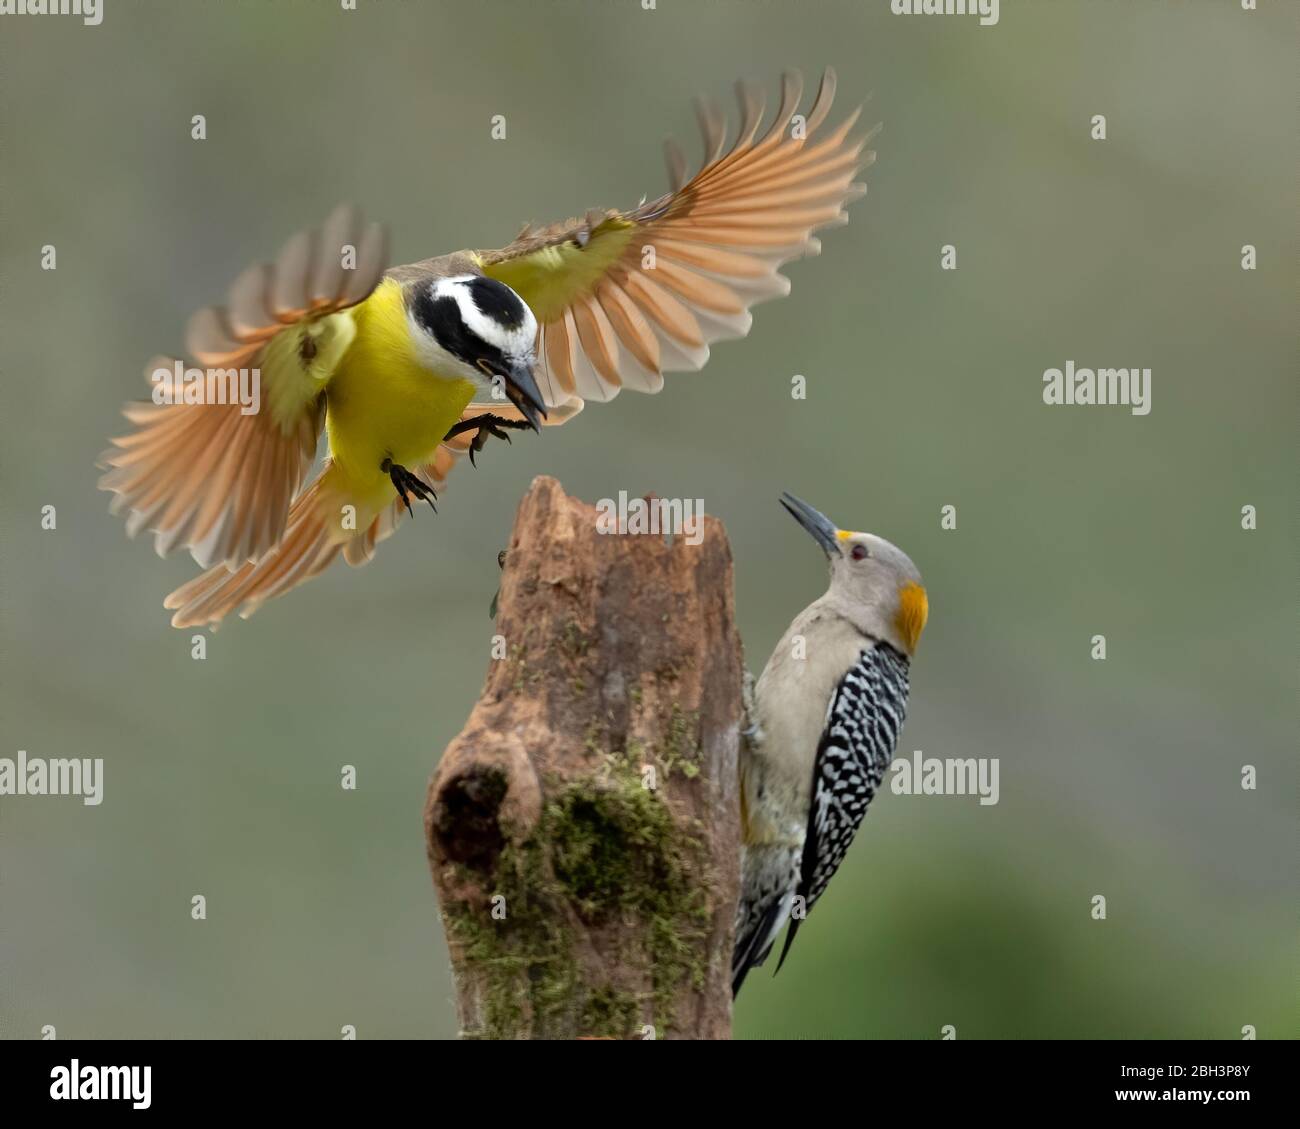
(443, 415, 534, 468)
(381, 458, 437, 517)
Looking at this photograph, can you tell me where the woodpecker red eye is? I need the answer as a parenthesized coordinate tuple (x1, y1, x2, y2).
(851, 544, 869, 561)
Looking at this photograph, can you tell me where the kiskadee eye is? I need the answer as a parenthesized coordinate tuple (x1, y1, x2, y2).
(851, 544, 869, 561)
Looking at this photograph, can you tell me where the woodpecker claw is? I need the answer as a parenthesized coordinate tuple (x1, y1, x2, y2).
(487, 550, 509, 618)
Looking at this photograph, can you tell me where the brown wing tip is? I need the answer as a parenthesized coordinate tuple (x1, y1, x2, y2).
(185, 305, 242, 364)
(694, 95, 727, 165)
(664, 138, 688, 192)
(666, 66, 854, 190)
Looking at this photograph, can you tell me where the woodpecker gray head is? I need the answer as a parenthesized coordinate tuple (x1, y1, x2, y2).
(407, 274, 547, 429)
(780, 491, 928, 655)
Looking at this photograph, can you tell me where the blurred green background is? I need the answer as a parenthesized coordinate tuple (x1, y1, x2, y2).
(1, 0, 1294, 1040)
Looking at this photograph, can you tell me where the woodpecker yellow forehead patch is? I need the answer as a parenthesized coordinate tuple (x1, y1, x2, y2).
(895, 582, 928, 653)
(835, 529, 856, 541)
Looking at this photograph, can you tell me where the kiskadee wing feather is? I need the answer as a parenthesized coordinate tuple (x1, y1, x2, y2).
(98, 205, 388, 570)
(477, 69, 873, 409)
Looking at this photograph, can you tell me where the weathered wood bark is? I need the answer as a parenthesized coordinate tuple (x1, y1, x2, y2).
(424, 476, 742, 1039)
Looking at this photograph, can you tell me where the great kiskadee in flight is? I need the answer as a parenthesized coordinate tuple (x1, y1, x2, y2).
(99, 69, 875, 628)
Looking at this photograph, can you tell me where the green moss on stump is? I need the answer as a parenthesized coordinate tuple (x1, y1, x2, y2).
(443, 766, 708, 1038)
(580, 985, 643, 1040)
(661, 702, 702, 780)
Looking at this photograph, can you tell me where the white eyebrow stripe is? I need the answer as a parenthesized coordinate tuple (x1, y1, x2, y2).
(429, 277, 536, 359)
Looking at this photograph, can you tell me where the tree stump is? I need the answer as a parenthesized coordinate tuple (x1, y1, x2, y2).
(424, 476, 743, 1039)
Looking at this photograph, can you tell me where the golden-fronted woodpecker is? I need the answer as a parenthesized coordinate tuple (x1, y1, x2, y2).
(733, 493, 928, 996)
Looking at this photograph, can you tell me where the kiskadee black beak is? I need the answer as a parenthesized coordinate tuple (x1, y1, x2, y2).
(780, 492, 841, 558)
(480, 357, 548, 432)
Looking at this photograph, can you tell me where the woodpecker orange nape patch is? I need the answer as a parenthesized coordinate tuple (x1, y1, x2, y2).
(895, 582, 928, 652)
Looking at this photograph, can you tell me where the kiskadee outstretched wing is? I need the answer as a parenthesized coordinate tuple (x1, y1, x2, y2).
(476, 69, 874, 408)
(97, 205, 388, 570)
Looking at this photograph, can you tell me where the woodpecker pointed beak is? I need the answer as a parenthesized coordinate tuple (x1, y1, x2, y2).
(480, 357, 548, 431)
(780, 492, 841, 558)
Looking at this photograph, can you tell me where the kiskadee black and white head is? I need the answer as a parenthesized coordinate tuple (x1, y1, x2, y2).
(407, 275, 547, 429)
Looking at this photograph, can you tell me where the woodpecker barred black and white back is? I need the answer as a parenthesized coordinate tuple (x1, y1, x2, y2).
(775, 641, 910, 970)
